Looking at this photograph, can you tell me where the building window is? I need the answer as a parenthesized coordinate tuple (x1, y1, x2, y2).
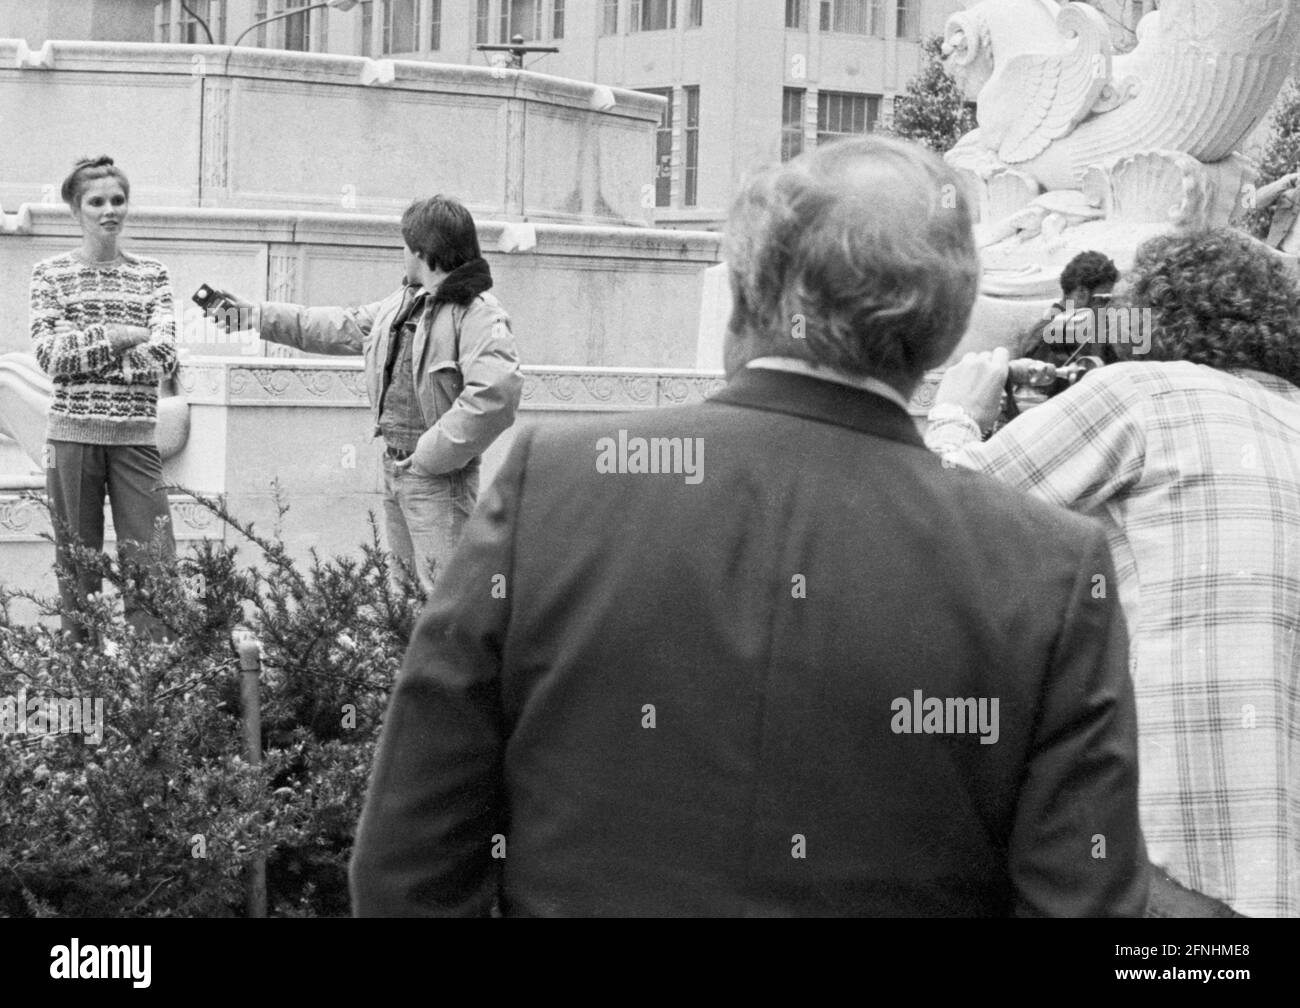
(158, 1, 227, 43)
(429, 0, 442, 49)
(208, 0, 227, 43)
(631, 0, 676, 33)
(476, 0, 490, 43)
(553, 0, 565, 39)
(359, 1, 374, 54)
(687, 0, 702, 28)
(785, 0, 805, 29)
(254, 1, 327, 50)
(819, 0, 883, 35)
(382, 0, 418, 52)
(895, 0, 919, 39)
(640, 88, 674, 207)
(817, 91, 879, 144)
(782, 88, 806, 161)
(284, 4, 308, 50)
(502, 0, 541, 41)
(684, 86, 699, 206)
(178, 3, 202, 43)
(602, 0, 619, 35)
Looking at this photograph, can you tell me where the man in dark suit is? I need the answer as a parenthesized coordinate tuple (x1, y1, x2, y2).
(350, 136, 1148, 917)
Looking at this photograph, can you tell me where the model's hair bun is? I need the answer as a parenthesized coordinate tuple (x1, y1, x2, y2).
(60, 155, 128, 207)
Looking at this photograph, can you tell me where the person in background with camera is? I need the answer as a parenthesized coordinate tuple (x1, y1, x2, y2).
(203, 195, 522, 594)
(1021, 250, 1121, 367)
(30, 155, 178, 642)
(927, 227, 1300, 918)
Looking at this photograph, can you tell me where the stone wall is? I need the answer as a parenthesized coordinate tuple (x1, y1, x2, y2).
(0, 39, 664, 226)
(0, 205, 722, 367)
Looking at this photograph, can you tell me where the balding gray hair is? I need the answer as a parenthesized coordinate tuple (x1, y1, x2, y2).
(724, 136, 980, 387)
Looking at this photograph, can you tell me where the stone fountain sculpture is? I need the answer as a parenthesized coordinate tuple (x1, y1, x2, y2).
(942, 0, 1300, 307)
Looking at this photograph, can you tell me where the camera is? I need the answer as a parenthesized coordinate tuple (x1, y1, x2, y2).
(1000, 355, 1105, 424)
(1007, 355, 1106, 393)
(192, 283, 251, 332)
(191, 282, 231, 314)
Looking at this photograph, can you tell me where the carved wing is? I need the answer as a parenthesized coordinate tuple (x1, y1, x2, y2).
(979, 3, 1113, 165)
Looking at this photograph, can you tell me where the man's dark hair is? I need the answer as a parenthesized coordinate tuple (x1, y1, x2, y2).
(401, 195, 481, 273)
(1059, 251, 1118, 298)
(1127, 227, 1300, 384)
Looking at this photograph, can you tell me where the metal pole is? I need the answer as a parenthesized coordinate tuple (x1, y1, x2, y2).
(234, 632, 267, 918)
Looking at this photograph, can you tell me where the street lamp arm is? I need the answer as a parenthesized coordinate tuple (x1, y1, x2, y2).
(232, 1, 349, 48)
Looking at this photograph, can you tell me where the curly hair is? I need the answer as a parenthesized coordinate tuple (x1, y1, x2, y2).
(1124, 228, 1300, 384)
(1059, 250, 1118, 298)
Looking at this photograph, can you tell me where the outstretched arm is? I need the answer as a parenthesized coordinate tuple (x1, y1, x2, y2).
(254, 299, 382, 356)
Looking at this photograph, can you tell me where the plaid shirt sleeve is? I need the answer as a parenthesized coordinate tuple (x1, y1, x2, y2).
(929, 367, 1150, 512)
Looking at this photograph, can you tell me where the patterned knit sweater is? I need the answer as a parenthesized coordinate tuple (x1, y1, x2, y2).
(30, 250, 178, 445)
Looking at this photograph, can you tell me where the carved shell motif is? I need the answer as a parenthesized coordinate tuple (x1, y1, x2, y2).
(1109, 151, 1212, 228)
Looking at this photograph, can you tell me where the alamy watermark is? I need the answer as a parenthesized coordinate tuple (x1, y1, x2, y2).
(595, 430, 704, 485)
(50, 940, 150, 988)
(1, 691, 105, 745)
(890, 689, 999, 745)
(1040, 303, 1153, 355)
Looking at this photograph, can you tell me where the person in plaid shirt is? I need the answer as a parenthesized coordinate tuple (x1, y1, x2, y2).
(926, 228, 1300, 917)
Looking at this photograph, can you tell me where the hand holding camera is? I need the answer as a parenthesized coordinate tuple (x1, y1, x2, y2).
(935, 348, 1106, 436)
(192, 283, 255, 332)
(934, 347, 1010, 434)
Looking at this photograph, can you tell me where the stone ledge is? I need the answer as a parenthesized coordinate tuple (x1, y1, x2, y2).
(172, 358, 944, 416)
(1, 205, 723, 259)
(174, 359, 731, 409)
(521, 367, 727, 412)
(0, 39, 664, 121)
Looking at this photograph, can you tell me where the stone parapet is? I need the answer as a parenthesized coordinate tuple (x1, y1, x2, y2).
(0, 38, 663, 226)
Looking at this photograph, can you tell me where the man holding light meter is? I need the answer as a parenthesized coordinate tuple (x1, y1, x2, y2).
(198, 194, 522, 593)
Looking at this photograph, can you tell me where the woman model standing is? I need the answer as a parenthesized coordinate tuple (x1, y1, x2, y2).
(29, 156, 178, 640)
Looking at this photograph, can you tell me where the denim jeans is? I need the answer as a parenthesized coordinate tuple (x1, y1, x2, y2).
(382, 457, 478, 594)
